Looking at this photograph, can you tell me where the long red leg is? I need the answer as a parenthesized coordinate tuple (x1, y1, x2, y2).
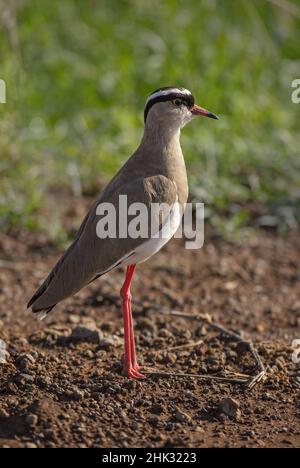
(121, 265, 144, 379)
(128, 285, 143, 371)
(126, 265, 142, 370)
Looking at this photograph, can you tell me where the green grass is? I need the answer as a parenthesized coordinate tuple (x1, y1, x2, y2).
(0, 0, 299, 237)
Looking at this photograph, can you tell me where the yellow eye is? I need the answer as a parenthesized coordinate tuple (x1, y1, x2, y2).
(171, 99, 182, 107)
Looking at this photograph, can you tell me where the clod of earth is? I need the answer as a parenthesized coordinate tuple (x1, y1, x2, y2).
(70, 324, 103, 344)
(0, 408, 10, 419)
(219, 397, 241, 420)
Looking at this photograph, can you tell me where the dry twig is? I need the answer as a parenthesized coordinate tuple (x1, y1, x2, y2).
(144, 306, 267, 389)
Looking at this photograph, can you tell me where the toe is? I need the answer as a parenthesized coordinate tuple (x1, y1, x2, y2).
(133, 364, 143, 371)
(126, 368, 146, 379)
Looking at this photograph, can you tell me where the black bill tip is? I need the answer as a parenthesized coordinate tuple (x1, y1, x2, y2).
(206, 112, 219, 120)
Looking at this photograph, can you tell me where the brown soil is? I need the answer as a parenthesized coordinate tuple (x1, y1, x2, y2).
(0, 212, 300, 448)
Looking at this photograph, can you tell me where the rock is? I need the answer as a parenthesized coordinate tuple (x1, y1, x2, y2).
(70, 324, 102, 344)
(224, 281, 238, 291)
(15, 338, 29, 346)
(195, 426, 205, 433)
(174, 409, 191, 423)
(101, 321, 115, 332)
(275, 357, 286, 371)
(147, 415, 159, 426)
(158, 329, 173, 338)
(64, 387, 84, 400)
(98, 335, 122, 350)
(137, 318, 155, 333)
(130, 421, 139, 431)
(0, 408, 10, 419)
(6, 382, 18, 394)
(150, 403, 164, 415)
(68, 314, 80, 324)
(23, 353, 36, 364)
(162, 352, 177, 364)
(255, 323, 265, 334)
(73, 388, 85, 400)
(95, 349, 106, 359)
(25, 443, 38, 448)
(36, 376, 52, 388)
(83, 349, 94, 359)
(43, 429, 56, 440)
(25, 413, 38, 427)
(15, 373, 35, 386)
(45, 326, 71, 337)
(16, 353, 36, 371)
(219, 398, 241, 420)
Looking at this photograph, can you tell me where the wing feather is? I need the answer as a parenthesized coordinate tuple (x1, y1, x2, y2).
(28, 175, 178, 314)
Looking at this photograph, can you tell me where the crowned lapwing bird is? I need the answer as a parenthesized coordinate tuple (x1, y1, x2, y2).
(28, 87, 219, 379)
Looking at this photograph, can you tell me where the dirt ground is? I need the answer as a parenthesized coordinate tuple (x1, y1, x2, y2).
(0, 210, 300, 448)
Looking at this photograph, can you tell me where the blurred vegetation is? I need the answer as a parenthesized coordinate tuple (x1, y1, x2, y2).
(0, 0, 299, 239)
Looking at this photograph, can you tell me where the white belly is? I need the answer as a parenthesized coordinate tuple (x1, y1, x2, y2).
(123, 201, 181, 265)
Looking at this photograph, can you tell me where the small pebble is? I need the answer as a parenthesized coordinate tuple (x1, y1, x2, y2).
(0, 408, 10, 419)
(219, 398, 241, 420)
(174, 409, 191, 423)
(25, 414, 38, 427)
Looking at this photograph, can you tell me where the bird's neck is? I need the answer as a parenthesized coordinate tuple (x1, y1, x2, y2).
(137, 121, 188, 205)
(140, 121, 181, 154)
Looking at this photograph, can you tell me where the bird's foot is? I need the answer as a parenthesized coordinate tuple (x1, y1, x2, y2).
(123, 358, 145, 379)
(133, 362, 143, 372)
(123, 365, 145, 379)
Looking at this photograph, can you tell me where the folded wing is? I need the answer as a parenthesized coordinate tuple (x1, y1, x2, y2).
(27, 175, 178, 314)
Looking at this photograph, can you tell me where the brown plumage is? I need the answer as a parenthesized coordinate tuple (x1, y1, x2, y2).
(27, 87, 219, 379)
(28, 98, 190, 314)
(28, 174, 179, 312)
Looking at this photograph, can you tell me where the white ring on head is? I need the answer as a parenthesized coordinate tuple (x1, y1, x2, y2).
(146, 88, 192, 106)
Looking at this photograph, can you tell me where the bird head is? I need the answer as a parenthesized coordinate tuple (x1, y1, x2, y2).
(144, 87, 219, 130)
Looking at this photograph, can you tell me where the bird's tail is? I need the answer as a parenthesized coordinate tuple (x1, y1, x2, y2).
(27, 274, 57, 317)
